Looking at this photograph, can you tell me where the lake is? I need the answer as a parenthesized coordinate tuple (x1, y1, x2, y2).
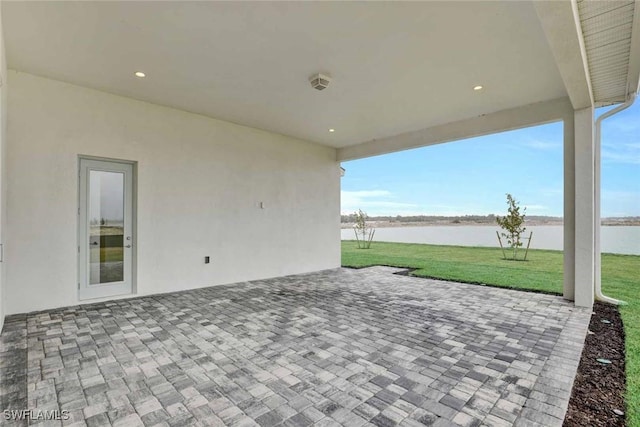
(341, 225, 640, 255)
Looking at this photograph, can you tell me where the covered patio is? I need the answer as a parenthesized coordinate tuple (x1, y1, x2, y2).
(0, 1, 639, 426)
(1, 268, 589, 426)
(0, 1, 636, 320)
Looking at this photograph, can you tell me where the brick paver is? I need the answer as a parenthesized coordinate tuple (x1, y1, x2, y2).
(0, 267, 590, 426)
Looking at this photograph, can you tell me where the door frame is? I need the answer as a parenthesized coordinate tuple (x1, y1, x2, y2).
(78, 155, 137, 301)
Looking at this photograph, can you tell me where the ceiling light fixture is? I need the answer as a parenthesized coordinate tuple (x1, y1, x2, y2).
(135, 71, 146, 78)
(473, 85, 483, 91)
(329, 128, 335, 133)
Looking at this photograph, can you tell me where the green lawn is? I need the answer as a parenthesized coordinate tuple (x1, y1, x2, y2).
(90, 247, 124, 262)
(341, 240, 640, 426)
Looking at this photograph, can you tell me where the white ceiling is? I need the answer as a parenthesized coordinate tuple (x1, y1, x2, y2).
(3, 1, 568, 148)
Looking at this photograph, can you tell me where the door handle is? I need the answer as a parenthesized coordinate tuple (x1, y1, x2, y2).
(125, 244, 132, 248)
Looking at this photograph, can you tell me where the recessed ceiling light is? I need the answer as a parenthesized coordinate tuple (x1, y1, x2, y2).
(135, 71, 146, 78)
(329, 128, 335, 133)
(473, 85, 483, 91)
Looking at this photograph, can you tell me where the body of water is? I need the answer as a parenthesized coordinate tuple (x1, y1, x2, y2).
(341, 225, 640, 255)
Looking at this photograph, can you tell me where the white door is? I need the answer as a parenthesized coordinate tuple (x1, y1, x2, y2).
(79, 158, 134, 300)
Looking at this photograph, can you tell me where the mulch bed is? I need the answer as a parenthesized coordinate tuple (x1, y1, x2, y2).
(564, 301, 627, 426)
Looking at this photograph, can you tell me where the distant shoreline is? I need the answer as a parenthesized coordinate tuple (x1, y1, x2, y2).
(340, 217, 640, 229)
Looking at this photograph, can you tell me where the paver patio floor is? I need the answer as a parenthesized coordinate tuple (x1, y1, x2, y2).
(0, 267, 590, 427)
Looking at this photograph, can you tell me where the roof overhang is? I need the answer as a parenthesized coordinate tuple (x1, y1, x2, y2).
(577, 0, 640, 106)
(534, 1, 594, 109)
(2, 1, 639, 157)
(625, 1, 640, 99)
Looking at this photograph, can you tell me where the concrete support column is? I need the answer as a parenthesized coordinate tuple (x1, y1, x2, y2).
(573, 107, 595, 308)
(563, 116, 575, 301)
(594, 115, 603, 301)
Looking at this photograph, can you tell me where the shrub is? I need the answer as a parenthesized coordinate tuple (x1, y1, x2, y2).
(496, 194, 528, 260)
(353, 209, 376, 249)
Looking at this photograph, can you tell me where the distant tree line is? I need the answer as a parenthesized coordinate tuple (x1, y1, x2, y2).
(340, 214, 564, 223)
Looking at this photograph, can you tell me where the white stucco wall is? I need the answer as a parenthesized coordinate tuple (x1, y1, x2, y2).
(6, 71, 340, 315)
(0, 7, 7, 331)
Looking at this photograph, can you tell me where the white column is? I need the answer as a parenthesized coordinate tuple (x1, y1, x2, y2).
(593, 114, 602, 296)
(573, 107, 595, 307)
(0, 6, 6, 331)
(563, 116, 575, 301)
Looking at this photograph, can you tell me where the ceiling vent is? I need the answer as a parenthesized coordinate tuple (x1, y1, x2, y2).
(309, 73, 331, 91)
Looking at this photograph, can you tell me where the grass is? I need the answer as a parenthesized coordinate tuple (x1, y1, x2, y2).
(342, 240, 640, 426)
(90, 247, 124, 262)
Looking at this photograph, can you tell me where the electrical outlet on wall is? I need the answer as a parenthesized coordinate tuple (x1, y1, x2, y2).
(204, 256, 210, 264)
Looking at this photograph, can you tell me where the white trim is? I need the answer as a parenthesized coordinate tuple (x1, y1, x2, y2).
(573, 106, 595, 307)
(563, 113, 576, 302)
(627, 1, 640, 96)
(593, 94, 635, 305)
(534, 1, 594, 109)
(337, 97, 573, 161)
(78, 157, 136, 300)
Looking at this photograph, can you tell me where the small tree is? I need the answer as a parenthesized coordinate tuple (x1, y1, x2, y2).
(353, 209, 375, 249)
(496, 194, 527, 260)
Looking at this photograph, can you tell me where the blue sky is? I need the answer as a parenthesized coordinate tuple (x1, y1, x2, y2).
(341, 102, 640, 217)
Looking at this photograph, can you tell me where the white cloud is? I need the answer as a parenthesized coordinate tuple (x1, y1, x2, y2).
(341, 190, 510, 216)
(601, 190, 640, 217)
(603, 116, 640, 133)
(601, 149, 640, 165)
(341, 190, 391, 200)
(537, 187, 563, 197)
(601, 138, 640, 164)
(523, 139, 559, 150)
(524, 204, 548, 212)
(341, 190, 418, 215)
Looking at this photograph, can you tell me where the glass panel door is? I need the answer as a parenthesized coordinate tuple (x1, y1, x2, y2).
(79, 158, 134, 300)
(89, 170, 125, 284)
